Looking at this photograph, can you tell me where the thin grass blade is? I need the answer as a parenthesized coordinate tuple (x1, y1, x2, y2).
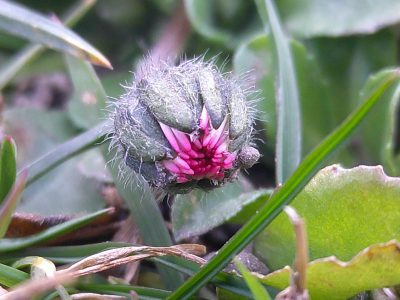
(65, 54, 107, 129)
(0, 208, 112, 252)
(103, 146, 184, 289)
(0, 263, 28, 287)
(383, 84, 400, 175)
(0, 0, 111, 69)
(0, 136, 17, 203)
(0, 0, 97, 90)
(236, 260, 272, 300)
(0, 170, 28, 239)
(255, 0, 301, 184)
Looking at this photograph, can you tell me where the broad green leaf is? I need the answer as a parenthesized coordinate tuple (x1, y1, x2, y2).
(254, 165, 400, 270)
(65, 54, 108, 129)
(0, 0, 97, 90)
(262, 240, 400, 300)
(0, 208, 111, 252)
(102, 146, 184, 289)
(167, 68, 400, 300)
(0, 135, 17, 203)
(171, 179, 270, 241)
(184, 0, 261, 48)
(236, 260, 272, 300)
(0, 171, 27, 239)
(276, 0, 400, 38)
(255, 0, 301, 184)
(0, 0, 111, 69)
(0, 263, 28, 287)
(3, 108, 106, 215)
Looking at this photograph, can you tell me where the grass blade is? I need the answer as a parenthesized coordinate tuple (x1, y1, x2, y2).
(0, 170, 28, 239)
(256, 0, 301, 184)
(0, 263, 28, 287)
(383, 84, 400, 175)
(65, 54, 108, 129)
(22, 121, 107, 187)
(103, 146, 184, 289)
(78, 283, 171, 299)
(236, 260, 272, 300)
(166, 69, 400, 299)
(0, 0, 97, 90)
(0, 208, 112, 252)
(0, 0, 111, 69)
(0, 136, 17, 203)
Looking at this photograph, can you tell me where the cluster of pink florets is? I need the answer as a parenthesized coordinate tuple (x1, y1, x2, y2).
(160, 107, 235, 183)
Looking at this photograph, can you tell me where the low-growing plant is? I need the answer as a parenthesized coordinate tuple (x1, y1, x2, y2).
(0, 0, 400, 299)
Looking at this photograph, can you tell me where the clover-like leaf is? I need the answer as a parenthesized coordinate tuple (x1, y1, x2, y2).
(261, 240, 400, 300)
(254, 165, 400, 271)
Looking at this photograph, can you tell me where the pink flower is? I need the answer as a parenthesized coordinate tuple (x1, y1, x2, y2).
(160, 107, 236, 184)
(111, 58, 259, 193)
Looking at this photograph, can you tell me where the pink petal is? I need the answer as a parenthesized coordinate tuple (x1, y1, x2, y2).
(172, 128, 192, 152)
(159, 123, 181, 153)
(174, 156, 192, 171)
(163, 160, 180, 174)
(199, 106, 209, 130)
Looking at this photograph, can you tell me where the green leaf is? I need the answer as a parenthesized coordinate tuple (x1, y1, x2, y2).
(382, 85, 400, 175)
(18, 117, 107, 187)
(166, 68, 400, 300)
(4, 108, 106, 215)
(255, 0, 301, 184)
(276, 0, 400, 38)
(0, 0, 111, 69)
(254, 165, 400, 270)
(236, 260, 272, 300)
(0, 263, 28, 287)
(65, 54, 108, 129)
(172, 180, 271, 241)
(262, 240, 400, 300)
(0, 135, 17, 203)
(184, 0, 261, 48)
(0, 242, 129, 265)
(78, 283, 171, 299)
(184, 0, 231, 44)
(0, 208, 111, 252)
(102, 145, 184, 289)
(0, 171, 27, 239)
(0, 0, 97, 90)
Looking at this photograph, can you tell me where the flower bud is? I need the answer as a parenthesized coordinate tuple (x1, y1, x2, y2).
(110, 58, 259, 194)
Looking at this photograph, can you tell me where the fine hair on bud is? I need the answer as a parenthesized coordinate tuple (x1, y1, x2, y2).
(108, 56, 260, 194)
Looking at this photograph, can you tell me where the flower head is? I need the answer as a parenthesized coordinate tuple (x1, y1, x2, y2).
(110, 58, 259, 194)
